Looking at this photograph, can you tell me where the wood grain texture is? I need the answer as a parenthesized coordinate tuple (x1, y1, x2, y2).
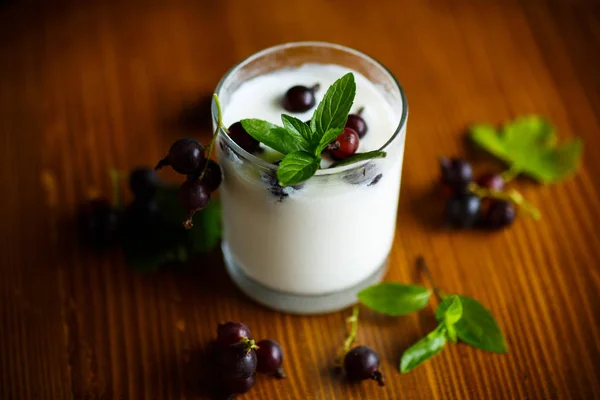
(1, 0, 599, 398)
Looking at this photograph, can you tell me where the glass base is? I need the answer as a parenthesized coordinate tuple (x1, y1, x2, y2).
(222, 242, 388, 315)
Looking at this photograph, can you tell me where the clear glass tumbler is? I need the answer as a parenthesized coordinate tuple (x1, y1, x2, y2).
(213, 42, 407, 314)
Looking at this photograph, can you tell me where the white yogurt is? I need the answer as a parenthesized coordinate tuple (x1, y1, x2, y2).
(219, 64, 405, 295)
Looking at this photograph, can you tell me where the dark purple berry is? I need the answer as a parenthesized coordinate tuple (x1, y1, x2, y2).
(343, 346, 384, 386)
(217, 322, 252, 348)
(200, 160, 222, 192)
(477, 173, 505, 191)
(346, 114, 368, 138)
(124, 198, 162, 234)
(228, 122, 261, 154)
(129, 167, 160, 200)
(155, 138, 205, 175)
(483, 200, 515, 229)
(223, 375, 255, 395)
(440, 157, 473, 190)
(179, 179, 211, 229)
(329, 128, 360, 159)
(218, 342, 258, 380)
(282, 84, 319, 112)
(445, 193, 481, 228)
(77, 198, 120, 250)
(256, 340, 285, 378)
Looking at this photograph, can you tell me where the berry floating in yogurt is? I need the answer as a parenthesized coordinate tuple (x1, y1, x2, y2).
(282, 84, 320, 113)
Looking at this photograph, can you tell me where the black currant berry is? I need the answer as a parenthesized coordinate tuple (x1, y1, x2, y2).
(445, 193, 481, 228)
(228, 122, 261, 154)
(483, 199, 515, 229)
(440, 157, 473, 190)
(200, 160, 222, 192)
(155, 138, 205, 175)
(343, 346, 384, 386)
(282, 84, 319, 113)
(476, 173, 505, 191)
(346, 114, 368, 138)
(77, 198, 120, 250)
(179, 179, 211, 229)
(129, 166, 160, 200)
(223, 374, 255, 396)
(217, 322, 252, 348)
(256, 340, 285, 378)
(123, 198, 162, 234)
(218, 342, 258, 381)
(329, 128, 360, 159)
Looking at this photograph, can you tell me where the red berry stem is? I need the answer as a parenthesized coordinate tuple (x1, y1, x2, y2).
(356, 106, 364, 116)
(311, 83, 320, 93)
(275, 367, 286, 379)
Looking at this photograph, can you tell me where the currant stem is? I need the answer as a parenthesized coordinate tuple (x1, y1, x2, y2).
(416, 256, 444, 301)
(467, 182, 541, 220)
(311, 83, 321, 92)
(356, 106, 365, 116)
(199, 94, 225, 181)
(371, 370, 385, 387)
(240, 337, 259, 353)
(500, 166, 521, 183)
(334, 305, 360, 367)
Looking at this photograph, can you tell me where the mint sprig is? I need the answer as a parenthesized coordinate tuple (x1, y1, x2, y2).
(358, 257, 507, 374)
(239, 73, 387, 187)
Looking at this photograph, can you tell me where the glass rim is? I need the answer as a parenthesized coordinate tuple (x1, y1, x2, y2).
(212, 41, 408, 175)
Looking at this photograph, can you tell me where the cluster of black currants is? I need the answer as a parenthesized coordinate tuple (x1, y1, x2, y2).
(155, 138, 222, 229)
(215, 321, 285, 398)
(440, 157, 515, 229)
(77, 166, 163, 250)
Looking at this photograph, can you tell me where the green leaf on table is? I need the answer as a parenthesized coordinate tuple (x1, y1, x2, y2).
(241, 118, 309, 155)
(311, 73, 356, 136)
(469, 115, 583, 183)
(277, 150, 320, 186)
(315, 127, 344, 156)
(436, 294, 507, 353)
(400, 325, 447, 373)
(358, 283, 431, 316)
(330, 150, 387, 168)
(282, 114, 319, 150)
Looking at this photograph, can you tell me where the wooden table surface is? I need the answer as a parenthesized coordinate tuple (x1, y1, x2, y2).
(2, 0, 600, 399)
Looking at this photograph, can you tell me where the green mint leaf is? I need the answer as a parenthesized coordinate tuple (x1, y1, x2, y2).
(436, 294, 507, 353)
(400, 325, 447, 373)
(436, 295, 462, 343)
(469, 115, 583, 183)
(446, 323, 458, 343)
(315, 127, 343, 156)
(438, 295, 463, 325)
(241, 119, 308, 155)
(277, 150, 320, 186)
(358, 283, 431, 316)
(330, 150, 387, 168)
(311, 73, 356, 136)
(281, 114, 319, 150)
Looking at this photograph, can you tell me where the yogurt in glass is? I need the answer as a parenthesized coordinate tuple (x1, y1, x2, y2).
(213, 42, 407, 314)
